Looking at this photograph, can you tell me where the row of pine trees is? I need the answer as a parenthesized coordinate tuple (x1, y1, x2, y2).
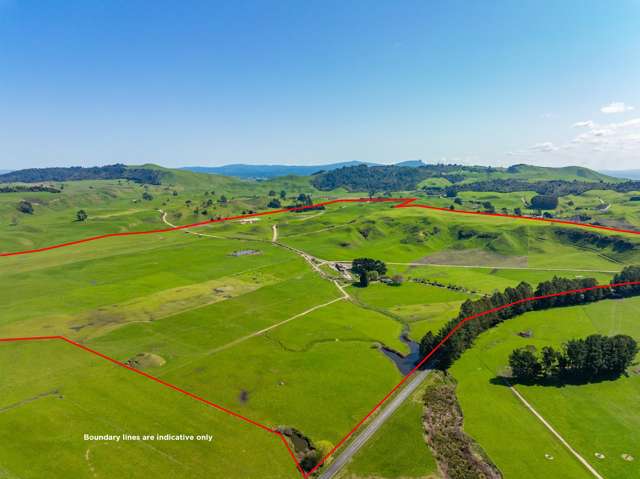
(419, 266, 640, 370)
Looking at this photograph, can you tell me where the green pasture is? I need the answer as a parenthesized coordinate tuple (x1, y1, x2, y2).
(0, 340, 297, 479)
(451, 297, 640, 479)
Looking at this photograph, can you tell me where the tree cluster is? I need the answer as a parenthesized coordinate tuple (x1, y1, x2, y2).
(555, 228, 635, 253)
(17, 200, 34, 214)
(351, 257, 387, 287)
(530, 195, 559, 210)
(0, 185, 60, 193)
(287, 193, 325, 212)
(509, 334, 638, 383)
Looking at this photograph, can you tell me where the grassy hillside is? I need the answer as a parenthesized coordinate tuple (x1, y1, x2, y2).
(0, 165, 328, 253)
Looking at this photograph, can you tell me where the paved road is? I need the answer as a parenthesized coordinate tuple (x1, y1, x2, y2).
(319, 368, 431, 479)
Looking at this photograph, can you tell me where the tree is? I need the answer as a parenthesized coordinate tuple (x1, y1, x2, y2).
(267, 198, 281, 208)
(530, 195, 558, 210)
(514, 207, 522, 216)
(17, 200, 34, 214)
(219, 195, 228, 204)
(76, 209, 88, 222)
(279, 190, 287, 199)
(609, 334, 639, 373)
(351, 258, 387, 277)
(296, 193, 313, 206)
(367, 270, 379, 282)
(419, 331, 437, 358)
(142, 192, 153, 201)
(390, 274, 404, 286)
(540, 346, 559, 376)
(611, 265, 640, 297)
(268, 190, 276, 196)
(359, 271, 369, 287)
(509, 348, 540, 381)
(482, 201, 495, 213)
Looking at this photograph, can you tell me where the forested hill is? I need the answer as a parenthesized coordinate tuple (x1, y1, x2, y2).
(0, 164, 164, 185)
(311, 163, 618, 193)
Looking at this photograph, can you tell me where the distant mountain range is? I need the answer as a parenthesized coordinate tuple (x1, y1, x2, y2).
(181, 160, 427, 178)
(600, 170, 640, 180)
(180, 161, 375, 178)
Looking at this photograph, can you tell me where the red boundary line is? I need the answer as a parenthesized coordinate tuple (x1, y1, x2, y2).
(2, 198, 640, 476)
(2, 282, 639, 477)
(2, 197, 639, 257)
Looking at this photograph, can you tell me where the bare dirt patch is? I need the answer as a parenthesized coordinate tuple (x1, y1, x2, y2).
(414, 248, 528, 268)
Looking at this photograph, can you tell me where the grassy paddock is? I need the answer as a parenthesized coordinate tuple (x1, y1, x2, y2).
(451, 297, 640, 479)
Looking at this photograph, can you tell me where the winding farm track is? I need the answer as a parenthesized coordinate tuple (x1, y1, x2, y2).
(2, 197, 640, 478)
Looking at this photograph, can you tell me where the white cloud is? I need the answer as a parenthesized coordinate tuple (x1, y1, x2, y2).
(529, 142, 558, 153)
(505, 114, 640, 169)
(572, 120, 595, 128)
(600, 102, 635, 114)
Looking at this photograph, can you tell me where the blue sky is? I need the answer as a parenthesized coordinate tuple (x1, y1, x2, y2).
(1, 0, 639, 170)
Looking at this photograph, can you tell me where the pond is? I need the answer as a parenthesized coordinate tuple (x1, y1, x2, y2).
(379, 328, 421, 375)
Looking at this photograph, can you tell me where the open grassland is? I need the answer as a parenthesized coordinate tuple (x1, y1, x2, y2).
(154, 301, 404, 445)
(0, 340, 297, 479)
(0, 234, 310, 336)
(0, 219, 417, 477)
(450, 297, 640, 479)
(86, 297, 407, 443)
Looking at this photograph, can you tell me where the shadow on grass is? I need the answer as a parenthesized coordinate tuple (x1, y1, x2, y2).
(490, 371, 631, 388)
